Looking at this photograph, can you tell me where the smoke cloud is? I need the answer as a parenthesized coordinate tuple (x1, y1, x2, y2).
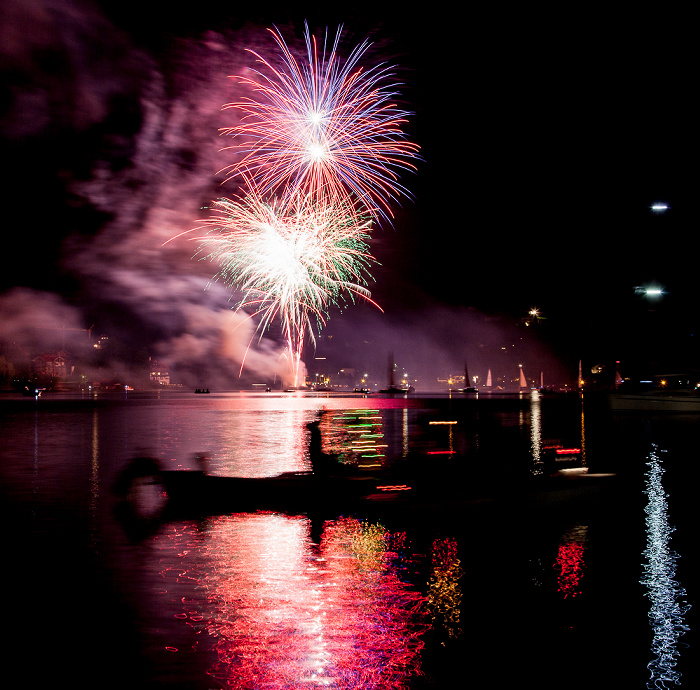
(0, 1, 306, 386)
(1, 1, 569, 390)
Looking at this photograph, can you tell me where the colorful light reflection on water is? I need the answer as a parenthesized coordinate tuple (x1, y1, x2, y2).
(5, 390, 682, 688)
(553, 526, 587, 599)
(152, 513, 432, 688)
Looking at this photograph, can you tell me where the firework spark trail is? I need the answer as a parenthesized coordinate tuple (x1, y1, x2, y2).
(220, 23, 420, 225)
(193, 189, 379, 386)
(185, 23, 417, 384)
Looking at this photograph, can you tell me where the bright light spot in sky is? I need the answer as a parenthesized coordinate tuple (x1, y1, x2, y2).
(307, 142, 328, 161)
(651, 203, 669, 212)
(308, 110, 324, 126)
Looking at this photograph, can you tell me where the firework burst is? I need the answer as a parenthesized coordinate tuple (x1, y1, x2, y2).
(179, 23, 417, 384)
(194, 189, 379, 386)
(220, 23, 420, 225)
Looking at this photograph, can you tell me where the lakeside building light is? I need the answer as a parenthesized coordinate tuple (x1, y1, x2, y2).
(635, 286, 665, 298)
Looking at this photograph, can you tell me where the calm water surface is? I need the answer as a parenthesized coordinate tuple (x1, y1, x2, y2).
(1, 390, 697, 689)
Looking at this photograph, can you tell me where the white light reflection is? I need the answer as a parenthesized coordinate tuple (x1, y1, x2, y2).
(641, 446, 690, 688)
(579, 394, 587, 468)
(89, 409, 100, 551)
(402, 407, 409, 458)
(216, 408, 310, 476)
(530, 390, 543, 474)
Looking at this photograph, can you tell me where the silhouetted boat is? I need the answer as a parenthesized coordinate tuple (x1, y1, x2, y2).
(194, 388, 210, 394)
(450, 361, 478, 393)
(114, 456, 406, 525)
(114, 454, 616, 536)
(379, 352, 414, 394)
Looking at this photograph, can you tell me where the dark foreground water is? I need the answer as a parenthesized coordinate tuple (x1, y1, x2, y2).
(1, 390, 697, 689)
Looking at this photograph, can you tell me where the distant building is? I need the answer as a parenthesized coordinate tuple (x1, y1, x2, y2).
(149, 358, 170, 385)
(32, 350, 70, 379)
(93, 335, 109, 350)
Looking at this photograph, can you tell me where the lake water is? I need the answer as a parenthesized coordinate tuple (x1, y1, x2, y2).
(1, 390, 697, 689)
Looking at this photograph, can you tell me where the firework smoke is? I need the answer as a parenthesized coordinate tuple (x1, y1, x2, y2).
(0, 3, 302, 386)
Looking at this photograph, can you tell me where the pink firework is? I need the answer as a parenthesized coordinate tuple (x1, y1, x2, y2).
(220, 23, 420, 225)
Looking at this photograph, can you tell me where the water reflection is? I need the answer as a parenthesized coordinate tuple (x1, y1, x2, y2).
(89, 409, 100, 550)
(322, 409, 387, 468)
(154, 514, 430, 688)
(641, 445, 690, 688)
(530, 390, 543, 474)
(215, 408, 310, 476)
(426, 537, 463, 641)
(579, 395, 587, 468)
(3, 391, 654, 686)
(554, 526, 587, 599)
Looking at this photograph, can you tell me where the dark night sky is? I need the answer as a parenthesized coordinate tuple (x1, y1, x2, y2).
(1, 1, 697, 387)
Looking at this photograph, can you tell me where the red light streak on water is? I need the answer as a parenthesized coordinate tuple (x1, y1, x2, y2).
(154, 513, 429, 688)
(554, 542, 586, 598)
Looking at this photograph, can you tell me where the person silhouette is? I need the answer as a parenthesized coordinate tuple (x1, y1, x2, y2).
(307, 411, 335, 477)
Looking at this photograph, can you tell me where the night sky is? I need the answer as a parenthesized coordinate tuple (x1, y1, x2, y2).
(1, 1, 697, 388)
